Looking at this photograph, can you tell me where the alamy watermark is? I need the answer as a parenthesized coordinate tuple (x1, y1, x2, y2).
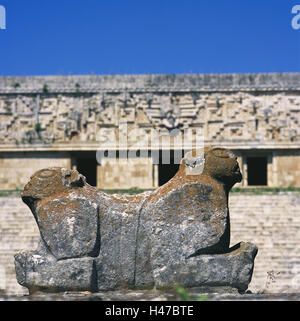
(94, 122, 210, 176)
(292, 5, 300, 30)
(0, 5, 6, 30)
(96, 123, 205, 166)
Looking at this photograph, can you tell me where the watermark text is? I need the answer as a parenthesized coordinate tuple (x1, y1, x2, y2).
(292, 5, 300, 30)
(0, 5, 6, 30)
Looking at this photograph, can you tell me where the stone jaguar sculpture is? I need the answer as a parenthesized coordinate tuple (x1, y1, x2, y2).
(15, 146, 257, 294)
(21, 167, 100, 260)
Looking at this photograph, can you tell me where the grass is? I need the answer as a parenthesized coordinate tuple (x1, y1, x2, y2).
(231, 186, 300, 194)
(104, 187, 300, 195)
(176, 286, 207, 301)
(0, 188, 22, 197)
(1, 187, 300, 197)
(103, 187, 300, 195)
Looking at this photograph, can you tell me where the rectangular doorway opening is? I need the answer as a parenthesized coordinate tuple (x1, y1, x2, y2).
(247, 157, 268, 186)
(76, 157, 97, 187)
(158, 150, 181, 186)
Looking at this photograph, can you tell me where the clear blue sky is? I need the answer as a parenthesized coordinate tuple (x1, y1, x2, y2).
(0, 0, 300, 76)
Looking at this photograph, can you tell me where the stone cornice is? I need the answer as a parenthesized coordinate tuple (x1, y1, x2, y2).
(1, 141, 300, 152)
(0, 73, 300, 94)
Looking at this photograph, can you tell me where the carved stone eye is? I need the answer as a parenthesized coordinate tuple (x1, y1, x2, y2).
(62, 169, 72, 179)
(38, 169, 56, 178)
(211, 148, 235, 159)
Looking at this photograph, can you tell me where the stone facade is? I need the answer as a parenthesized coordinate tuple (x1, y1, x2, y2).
(0, 153, 71, 190)
(1, 193, 300, 295)
(0, 73, 300, 190)
(98, 158, 158, 190)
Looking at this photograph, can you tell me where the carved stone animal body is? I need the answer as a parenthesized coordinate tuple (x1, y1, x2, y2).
(15, 146, 257, 294)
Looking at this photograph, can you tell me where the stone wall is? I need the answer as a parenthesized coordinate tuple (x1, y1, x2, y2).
(2, 151, 300, 191)
(1, 90, 300, 149)
(0, 153, 71, 190)
(98, 158, 158, 190)
(1, 193, 300, 295)
(0, 197, 39, 295)
(230, 193, 300, 293)
(1, 73, 300, 152)
(1, 73, 300, 190)
(274, 151, 300, 187)
(1, 73, 300, 92)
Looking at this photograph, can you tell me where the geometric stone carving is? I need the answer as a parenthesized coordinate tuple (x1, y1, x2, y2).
(1, 74, 300, 146)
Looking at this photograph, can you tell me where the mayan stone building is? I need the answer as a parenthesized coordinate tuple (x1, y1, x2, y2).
(0, 73, 300, 190)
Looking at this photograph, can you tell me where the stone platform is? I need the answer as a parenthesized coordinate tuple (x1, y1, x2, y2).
(1, 290, 300, 301)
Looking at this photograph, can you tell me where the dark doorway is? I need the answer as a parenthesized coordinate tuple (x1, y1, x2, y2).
(159, 163, 180, 186)
(247, 157, 268, 186)
(76, 158, 97, 186)
(158, 150, 181, 186)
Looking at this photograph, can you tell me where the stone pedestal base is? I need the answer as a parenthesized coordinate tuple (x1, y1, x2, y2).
(153, 242, 258, 293)
(14, 242, 257, 294)
(15, 251, 97, 294)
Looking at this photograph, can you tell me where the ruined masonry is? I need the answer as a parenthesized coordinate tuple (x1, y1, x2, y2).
(0, 73, 300, 190)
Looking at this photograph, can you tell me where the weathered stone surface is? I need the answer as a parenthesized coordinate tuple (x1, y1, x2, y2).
(152, 242, 258, 293)
(15, 146, 257, 294)
(95, 192, 151, 291)
(21, 168, 100, 260)
(34, 195, 99, 259)
(135, 147, 242, 287)
(2, 193, 300, 296)
(15, 251, 96, 294)
(14, 238, 97, 293)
